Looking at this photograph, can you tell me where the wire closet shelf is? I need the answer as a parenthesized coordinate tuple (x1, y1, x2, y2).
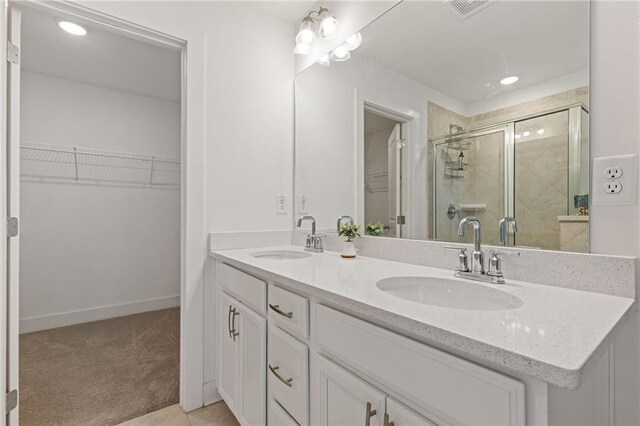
(20, 142, 180, 188)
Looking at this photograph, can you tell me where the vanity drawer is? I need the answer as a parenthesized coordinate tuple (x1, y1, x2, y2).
(269, 398, 300, 426)
(218, 263, 266, 315)
(268, 285, 309, 338)
(268, 325, 309, 425)
(314, 304, 525, 426)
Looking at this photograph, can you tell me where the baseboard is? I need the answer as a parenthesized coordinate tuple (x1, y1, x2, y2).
(20, 295, 180, 334)
(203, 381, 222, 406)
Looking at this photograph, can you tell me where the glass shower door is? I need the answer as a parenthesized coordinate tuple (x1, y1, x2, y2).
(433, 126, 509, 246)
(513, 110, 570, 250)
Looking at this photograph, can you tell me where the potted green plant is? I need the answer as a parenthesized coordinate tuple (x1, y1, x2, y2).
(338, 222, 360, 258)
(366, 222, 387, 236)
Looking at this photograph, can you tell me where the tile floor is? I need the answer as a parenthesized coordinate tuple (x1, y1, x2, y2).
(117, 401, 239, 426)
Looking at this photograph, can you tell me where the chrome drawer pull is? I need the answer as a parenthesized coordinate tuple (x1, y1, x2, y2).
(268, 364, 293, 387)
(229, 306, 239, 341)
(227, 305, 233, 338)
(383, 412, 394, 426)
(269, 304, 293, 319)
(365, 402, 377, 426)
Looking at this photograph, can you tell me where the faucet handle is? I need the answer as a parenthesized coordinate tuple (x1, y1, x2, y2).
(313, 234, 324, 252)
(487, 250, 520, 284)
(489, 250, 520, 257)
(443, 246, 469, 272)
(443, 245, 467, 252)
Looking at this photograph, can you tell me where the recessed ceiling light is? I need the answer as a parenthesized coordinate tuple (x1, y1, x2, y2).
(515, 134, 521, 139)
(58, 21, 87, 36)
(537, 129, 545, 135)
(522, 131, 531, 137)
(500, 76, 519, 85)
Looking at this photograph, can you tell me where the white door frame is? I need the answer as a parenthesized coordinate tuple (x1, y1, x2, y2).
(3, 0, 207, 414)
(355, 92, 421, 239)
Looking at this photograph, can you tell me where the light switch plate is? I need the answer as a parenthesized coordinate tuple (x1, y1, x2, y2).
(276, 194, 288, 214)
(592, 154, 638, 205)
(298, 195, 309, 214)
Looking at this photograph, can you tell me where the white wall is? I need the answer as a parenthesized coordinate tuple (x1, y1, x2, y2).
(589, 2, 640, 425)
(19, 71, 180, 332)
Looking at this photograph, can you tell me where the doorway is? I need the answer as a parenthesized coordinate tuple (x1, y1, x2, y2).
(362, 104, 415, 239)
(10, 3, 184, 424)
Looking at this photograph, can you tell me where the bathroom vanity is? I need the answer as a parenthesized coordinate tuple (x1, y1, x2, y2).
(209, 244, 634, 426)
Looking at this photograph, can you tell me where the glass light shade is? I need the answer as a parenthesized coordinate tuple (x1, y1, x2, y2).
(295, 18, 316, 46)
(318, 8, 338, 39)
(294, 42, 312, 55)
(330, 44, 351, 62)
(317, 54, 330, 66)
(344, 33, 362, 51)
(58, 21, 87, 36)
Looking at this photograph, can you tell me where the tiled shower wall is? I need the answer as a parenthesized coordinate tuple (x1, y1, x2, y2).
(428, 87, 588, 250)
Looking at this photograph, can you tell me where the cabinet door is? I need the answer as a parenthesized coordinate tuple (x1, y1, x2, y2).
(314, 355, 386, 426)
(385, 398, 437, 426)
(219, 292, 240, 413)
(238, 302, 267, 426)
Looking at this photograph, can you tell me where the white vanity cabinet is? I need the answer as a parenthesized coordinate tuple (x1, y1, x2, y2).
(217, 264, 267, 426)
(314, 354, 434, 426)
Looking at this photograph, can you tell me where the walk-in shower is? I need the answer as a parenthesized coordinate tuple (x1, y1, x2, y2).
(431, 104, 589, 252)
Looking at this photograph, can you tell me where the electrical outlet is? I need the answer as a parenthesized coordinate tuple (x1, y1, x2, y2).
(298, 195, 309, 214)
(593, 154, 638, 205)
(604, 167, 623, 179)
(604, 182, 623, 194)
(276, 194, 288, 214)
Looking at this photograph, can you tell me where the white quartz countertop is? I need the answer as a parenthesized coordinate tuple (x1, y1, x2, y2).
(210, 246, 635, 389)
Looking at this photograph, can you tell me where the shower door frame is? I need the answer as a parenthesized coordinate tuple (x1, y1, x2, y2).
(430, 103, 589, 243)
(431, 122, 515, 241)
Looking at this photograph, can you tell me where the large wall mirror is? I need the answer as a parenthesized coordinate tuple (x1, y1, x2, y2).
(295, 0, 589, 252)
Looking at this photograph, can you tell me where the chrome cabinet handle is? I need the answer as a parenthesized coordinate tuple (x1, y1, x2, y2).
(383, 412, 394, 426)
(269, 304, 293, 319)
(227, 305, 233, 338)
(231, 308, 240, 342)
(268, 364, 293, 387)
(365, 402, 377, 426)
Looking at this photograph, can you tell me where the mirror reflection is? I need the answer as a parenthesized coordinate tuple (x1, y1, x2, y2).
(295, 0, 589, 252)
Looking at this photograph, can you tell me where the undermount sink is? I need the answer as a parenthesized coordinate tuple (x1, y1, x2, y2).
(250, 250, 312, 260)
(376, 276, 523, 311)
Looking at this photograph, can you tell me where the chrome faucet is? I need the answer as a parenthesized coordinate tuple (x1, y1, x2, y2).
(297, 215, 323, 253)
(499, 217, 518, 246)
(458, 217, 484, 274)
(336, 215, 354, 233)
(445, 216, 520, 284)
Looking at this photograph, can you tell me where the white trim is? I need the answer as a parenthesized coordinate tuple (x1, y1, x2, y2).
(1, 0, 9, 419)
(19, 295, 180, 334)
(203, 381, 223, 406)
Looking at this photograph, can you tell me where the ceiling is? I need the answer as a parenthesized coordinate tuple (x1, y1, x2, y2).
(357, 1, 589, 104)
(19, 5, 181, 102)
(251, 1, 315, 23)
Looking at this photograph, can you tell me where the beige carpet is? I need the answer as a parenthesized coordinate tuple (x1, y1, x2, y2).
(19, 308, 180, 426)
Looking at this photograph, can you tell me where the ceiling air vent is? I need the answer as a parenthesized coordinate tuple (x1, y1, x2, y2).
(446, 0, 496, 20)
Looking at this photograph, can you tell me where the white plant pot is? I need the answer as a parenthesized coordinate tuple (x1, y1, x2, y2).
(341, 241, 357, 258)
